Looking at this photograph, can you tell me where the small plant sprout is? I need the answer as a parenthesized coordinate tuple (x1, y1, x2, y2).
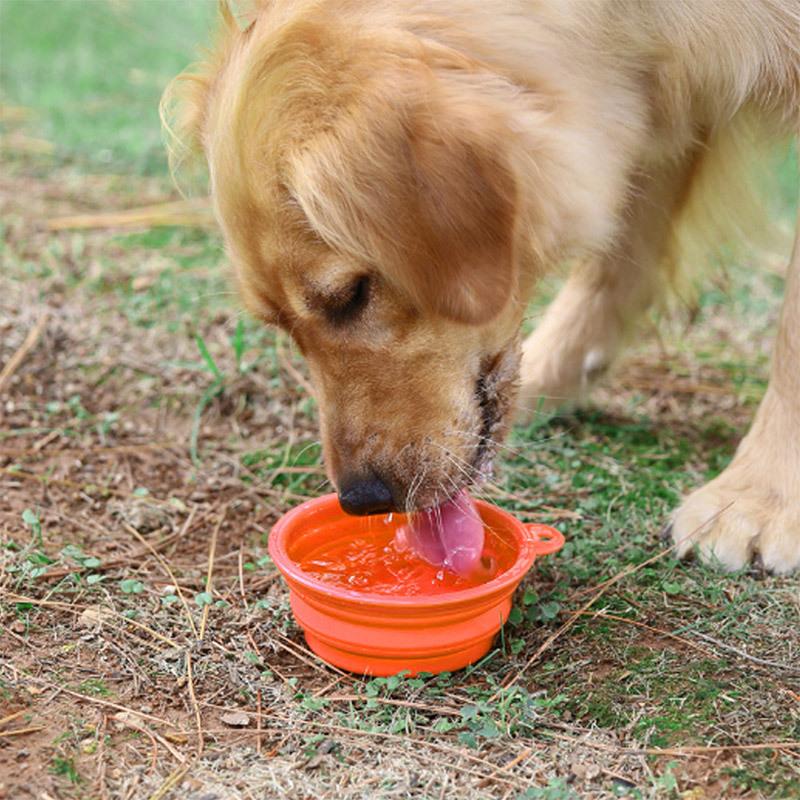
(190, 333, 225, 464)
(22, 508, 43, 546)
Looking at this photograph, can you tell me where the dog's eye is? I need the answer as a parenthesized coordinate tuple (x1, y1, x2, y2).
(324, 275, 371, 325)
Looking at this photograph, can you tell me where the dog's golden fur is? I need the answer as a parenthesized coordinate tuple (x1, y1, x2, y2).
(163, 0, 800, 572)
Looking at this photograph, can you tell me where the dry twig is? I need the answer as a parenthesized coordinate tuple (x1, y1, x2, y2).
(146, 766, 190, 800)
(0, 312, 48, 395)
(186, 651, 204, 757)
(199, 510, 225, 641)
(47, 199, 212, 231)
(123, 521, 199, 639)
(545, 730, 800, 758)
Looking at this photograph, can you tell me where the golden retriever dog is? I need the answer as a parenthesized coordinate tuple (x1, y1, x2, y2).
(163, 0, 799, 573)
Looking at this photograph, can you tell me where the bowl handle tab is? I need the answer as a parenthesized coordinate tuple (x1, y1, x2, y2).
(524, 524, 565, 556)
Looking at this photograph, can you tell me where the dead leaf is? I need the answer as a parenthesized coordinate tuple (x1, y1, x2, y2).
(111, 499, 172, 533)
(570, 759, 600, 780)
(220, 711, 250, 728)
(79, 606, 114, 628)
(113, 711, 141, 729)
(131, 275, 155, 292)
(304, 753, 328, 770)
(585, 763, 601, 780)
(570, 759, 588, 779)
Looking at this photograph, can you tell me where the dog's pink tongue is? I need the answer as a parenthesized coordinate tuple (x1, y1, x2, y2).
(398, 491, 484, 578)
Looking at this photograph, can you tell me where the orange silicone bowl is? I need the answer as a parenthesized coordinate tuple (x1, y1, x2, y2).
(268, 493, 564, 676)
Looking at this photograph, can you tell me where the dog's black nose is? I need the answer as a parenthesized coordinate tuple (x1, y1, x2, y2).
(338, 476, 394, 516)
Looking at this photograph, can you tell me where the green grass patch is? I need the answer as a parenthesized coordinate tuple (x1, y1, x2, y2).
(0, 0, 215, 173)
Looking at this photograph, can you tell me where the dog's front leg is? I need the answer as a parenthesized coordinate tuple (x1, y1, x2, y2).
(517, 250, 654, 415)
(669, 204, 800, 574)
(518, 156, 697, 419)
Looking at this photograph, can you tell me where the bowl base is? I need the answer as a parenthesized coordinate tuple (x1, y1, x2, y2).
(304, 632, 494, 677)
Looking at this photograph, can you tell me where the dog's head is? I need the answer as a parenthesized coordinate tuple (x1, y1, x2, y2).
(163, 4, 550, 513)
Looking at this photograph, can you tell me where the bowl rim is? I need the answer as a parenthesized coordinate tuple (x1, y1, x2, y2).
(268, 493, 541, 609)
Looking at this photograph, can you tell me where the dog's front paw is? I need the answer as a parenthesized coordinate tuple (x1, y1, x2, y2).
(669, 458, 800, 575)
(518, 328, 613, 422)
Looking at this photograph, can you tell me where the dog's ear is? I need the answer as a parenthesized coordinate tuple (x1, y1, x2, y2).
(159, 1, 241, 185)
(290, 76, 519, 324)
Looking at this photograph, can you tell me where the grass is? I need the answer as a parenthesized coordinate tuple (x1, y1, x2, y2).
(1, 2, 799, 799)
(0, 0, 215, 173)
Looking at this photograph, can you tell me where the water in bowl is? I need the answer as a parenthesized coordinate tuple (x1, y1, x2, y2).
(298, 521, 516, 596)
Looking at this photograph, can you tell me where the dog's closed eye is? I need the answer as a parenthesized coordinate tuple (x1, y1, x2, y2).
(315, 274, 371, 326)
